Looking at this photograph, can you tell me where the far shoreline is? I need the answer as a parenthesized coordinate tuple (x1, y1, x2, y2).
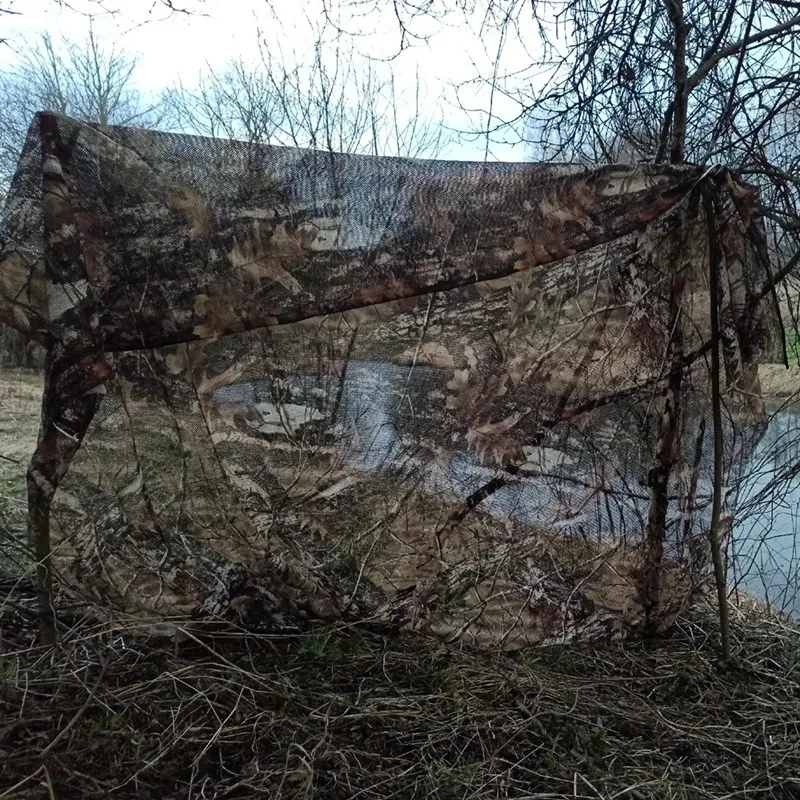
(760, 362, 800, 403)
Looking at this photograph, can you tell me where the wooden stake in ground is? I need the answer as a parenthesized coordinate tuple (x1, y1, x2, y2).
(704, 189, 731, 664)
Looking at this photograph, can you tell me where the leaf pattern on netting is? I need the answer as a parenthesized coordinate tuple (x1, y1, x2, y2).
(0, 113, 782, 648)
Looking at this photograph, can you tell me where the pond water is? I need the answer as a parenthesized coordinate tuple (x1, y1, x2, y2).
(226, 362, 659, 538)
(221, 361, 800, 616)
(730, 405, 800, 616)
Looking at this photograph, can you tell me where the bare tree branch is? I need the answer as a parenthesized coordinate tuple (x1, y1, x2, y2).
(687, 13, 800, 91)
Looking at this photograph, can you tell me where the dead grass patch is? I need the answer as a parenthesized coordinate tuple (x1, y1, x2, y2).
(1, 578, 799, 800)
(0, 368, 41, 572)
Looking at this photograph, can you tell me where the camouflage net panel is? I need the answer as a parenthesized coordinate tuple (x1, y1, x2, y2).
(0, 113, 778, 649)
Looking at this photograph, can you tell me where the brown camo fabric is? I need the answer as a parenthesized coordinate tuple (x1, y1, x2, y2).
(0, 113, 780, 648)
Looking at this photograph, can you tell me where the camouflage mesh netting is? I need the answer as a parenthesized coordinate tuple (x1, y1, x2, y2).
(0, 113, 781, 649)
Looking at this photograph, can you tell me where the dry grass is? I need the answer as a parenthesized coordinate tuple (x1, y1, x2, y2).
(758, 363, 800, 401)
(0, 369, 41, 573)
(1, 580, 799, 800)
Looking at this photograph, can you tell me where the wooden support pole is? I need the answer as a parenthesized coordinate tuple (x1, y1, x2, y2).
(704, 189, 731, 663)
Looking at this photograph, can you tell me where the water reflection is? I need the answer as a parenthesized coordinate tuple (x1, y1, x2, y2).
(731, 403, 800, 616)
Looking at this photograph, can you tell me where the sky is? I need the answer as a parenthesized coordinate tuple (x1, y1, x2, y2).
(0, 0, 543, 162)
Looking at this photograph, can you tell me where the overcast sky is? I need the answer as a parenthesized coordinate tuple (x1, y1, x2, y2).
(1, 0, 542, 161)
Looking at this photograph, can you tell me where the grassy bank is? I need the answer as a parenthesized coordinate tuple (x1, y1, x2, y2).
(1, 589, 799, 799)
(0, 368, 41, 573)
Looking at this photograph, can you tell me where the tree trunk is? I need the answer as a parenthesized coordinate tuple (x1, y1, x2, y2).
(642, 0, 691, 631)
(665, 0, 689, 164)
(643, 288, 685, 631)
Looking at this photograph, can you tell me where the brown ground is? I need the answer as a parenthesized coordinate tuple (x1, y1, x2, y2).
(1, 588, 799, 799)
(759, 362, 800, 400)
(0, 368, 41, 572)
